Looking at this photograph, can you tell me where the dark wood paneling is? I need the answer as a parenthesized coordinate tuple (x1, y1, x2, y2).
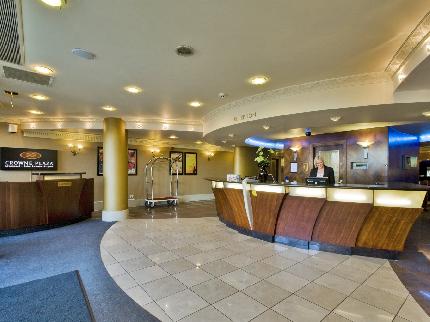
(311, 201, 373, 247)
(223, 188, 250, 229)
(0, 182, 10, 229)
(251, 191, 285, 235)
(213, 188, 228, 221)
(275, 195, 326, 240)
(356, 206, 422, 251)
(38, 179, 85, 225)
(79, 178, 94, 218)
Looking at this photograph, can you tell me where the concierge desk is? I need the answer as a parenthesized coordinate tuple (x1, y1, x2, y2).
(0, 178, 94, 233)
(210, 179, 429, 258)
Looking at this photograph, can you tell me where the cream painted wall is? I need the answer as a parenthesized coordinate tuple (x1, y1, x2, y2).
(0, 124, 233, 201)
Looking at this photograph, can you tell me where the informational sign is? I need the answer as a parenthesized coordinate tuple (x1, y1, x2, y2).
(0, 147, 58, 170)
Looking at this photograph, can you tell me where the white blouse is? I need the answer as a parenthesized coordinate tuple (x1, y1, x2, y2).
(316, 168, 325, 177)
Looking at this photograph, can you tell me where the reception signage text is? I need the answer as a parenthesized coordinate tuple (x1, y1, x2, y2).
(0, 147, 58, 170)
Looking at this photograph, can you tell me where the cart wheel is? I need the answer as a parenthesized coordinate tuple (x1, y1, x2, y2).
(167, 200, 172, 206)
(144, 200, 149, 207)
(173, 200, 178, 206)
(150, 202, 155, 208)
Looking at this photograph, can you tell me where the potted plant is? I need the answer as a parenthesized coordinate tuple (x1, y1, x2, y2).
(254, 147, 275, 182)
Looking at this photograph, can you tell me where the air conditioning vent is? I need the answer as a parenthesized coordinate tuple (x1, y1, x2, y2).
(3, 66, 54, 86)
(0, 0, 23, 65)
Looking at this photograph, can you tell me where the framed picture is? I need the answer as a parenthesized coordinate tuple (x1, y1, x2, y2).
(402, 155, 418, 169)
(290, 162, 298, 173)
(170, 151, 183, 175)
(184, 152, 198, 175)
(97, 147, 138, 176)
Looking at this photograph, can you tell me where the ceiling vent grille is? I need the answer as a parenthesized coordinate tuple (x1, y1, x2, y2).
(3, 66, 54, 86)
(0, 0, 23, 65)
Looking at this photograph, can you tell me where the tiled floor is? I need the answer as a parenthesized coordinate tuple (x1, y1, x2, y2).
(100, 201, 430, 322)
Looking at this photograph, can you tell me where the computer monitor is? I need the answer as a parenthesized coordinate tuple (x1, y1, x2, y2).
(306, 177, 328, 186)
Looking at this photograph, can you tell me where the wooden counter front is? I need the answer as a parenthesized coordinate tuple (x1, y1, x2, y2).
(0, 179, 94, 231)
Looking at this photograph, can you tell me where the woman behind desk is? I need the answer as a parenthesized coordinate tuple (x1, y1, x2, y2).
(310, 156, 335, 185)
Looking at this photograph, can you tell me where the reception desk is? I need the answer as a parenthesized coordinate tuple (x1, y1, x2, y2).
(0, 178, 94, 233)
(210, 179, 428, 258)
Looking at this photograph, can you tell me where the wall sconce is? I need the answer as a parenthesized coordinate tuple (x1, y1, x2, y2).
(206, 151, 215, 161)
(68, 143, 83, 156)
(357, 141, 373, 159)
(150, 147, 160, 156)
(289, 146, 301, 161)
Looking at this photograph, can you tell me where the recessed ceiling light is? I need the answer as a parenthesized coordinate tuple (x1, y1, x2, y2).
(195, 140, 203, 144)
(102, 105, 117, 112)
(398, 73, 407, 82)
(162, 123, 170, 130)
(169, 135, 178, 139)
(423, 111, 430, 117)
(40, 0, 66, 7)
(124, 85, 142, 94)
(231, 144, 236, 147)
(188, 101, 203, 108)
(228, 133, 234, 138)
(176, 45, 194, 56)
(330, 116, 342, 122)
(72, 48, 96, 60)
(221, 140, 227, 144)
(30, 93, 49, 101)
(32, 65, 54, 75)
(28, 110, 44, 115)
(262, 125, 270, 130)
(249, 75, 269, 85)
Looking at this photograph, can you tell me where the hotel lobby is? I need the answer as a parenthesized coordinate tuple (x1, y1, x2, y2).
(2, 1, 430, 321)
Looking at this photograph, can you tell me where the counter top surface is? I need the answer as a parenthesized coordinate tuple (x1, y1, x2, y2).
(206, 178, 430, 191)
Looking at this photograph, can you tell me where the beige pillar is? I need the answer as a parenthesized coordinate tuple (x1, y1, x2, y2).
(102, 117, 129, 221)
(233, 146, 259, 178)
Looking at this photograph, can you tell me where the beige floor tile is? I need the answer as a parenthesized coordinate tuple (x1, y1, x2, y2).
(120, 256, 155, 272)
(296, 282, 346, 310)
(323, 313, 352, 322)
(191, 278, 237, 304)
(334, 297, 394, 322)
(180, 306, 231, 322)
(224, 254, 259, 268)
(174, 267, 213, 287)
(138, 244, 168, 255)
(244, 246, 277, 260)
(341, 256, 383, 274)
(273, 294, 329, 322)
(393, 316, 410, 322)
(194, 240, 228, 251)
(124, 285, 153, 306)
(148, 251, 180, 264)
(213, 292, 267, 322)
(314, 273, 360, 295)
(364, 273, 409, 298)
(220, 269, 261, 290)
(112, 249, 144, 262)
(351, 284, 405, 314)
(159, 258, 196, 274)
(143, 302, 173, 322)
(242, 261, 281, 279)
(112, 273, 138, 290)
(266, 271, 309, 293)
(173, 245, 202, 257)
(130, 265, 169, 284)
(262, 255, 298, 270)
(141, 276, 187, 300)
(186, 252, 219, 266)
(156, 289, 208, 321)
(101, 249, 117, 265)
(300, 256, 339, 272)
(251, 309, 292, 322)
(106, 263, 127, 277)
(398, 297, 430, 322)
(200, 260, 238, 277)
(278, 249, 310, 261)
(286, 262, 326, 281)
(243, 280, 291, 307)
(331, 263, 372, 283)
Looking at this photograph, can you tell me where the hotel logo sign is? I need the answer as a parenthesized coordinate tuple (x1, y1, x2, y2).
(0, 147, 58, 170)
(233, 112, 257, 122)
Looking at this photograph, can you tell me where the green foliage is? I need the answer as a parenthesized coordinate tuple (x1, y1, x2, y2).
(254, 146, 275, 168)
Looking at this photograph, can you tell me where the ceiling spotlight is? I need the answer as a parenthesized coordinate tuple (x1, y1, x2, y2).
(176, 45, 194, 57)
(262, 125, 270, 130)
(231, 144, 236, 147)
(72, 48, 96, 60)
(228, 133, 234, 138)
(423, 111, 430, 117)
(4, 90, 18, 108)
(102, 105, 117, 111)
(398, 73, 407, 82)
(28, 110, 44, 115)
(40, 0, 66, 7)
(195, 140, 203, 144)
(169, 135, 178, 139)
(124, 85, 142, 94)
(330, 116, 342, 122)
(30, 93, 49, 101)
(221, 140, 227, 144)
(218, 92, 227, 99)
(162, 123, 170, 130)
(32, 65, 54, 75)
(188, 101, 203, 108)
(249, 75, 269, 85)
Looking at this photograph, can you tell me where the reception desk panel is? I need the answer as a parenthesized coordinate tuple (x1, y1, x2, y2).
(251, 191, 284, 236)
(311, 201, 373, 247)
(276, 195, 326, 241)
(223, 188, 250, 229)
(213, 188, 230, 222)
(356, 206, 422, 251)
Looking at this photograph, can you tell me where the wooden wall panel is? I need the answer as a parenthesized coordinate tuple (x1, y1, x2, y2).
(0, 182, 10, 229)
(251, 191, 285, 235)
(223, 188, 250, 230)
(213, 188, 227, 221)
(79, 179, 94, 218)
(356, 206, 422, 251)
(275, 195, 326, 240)
(311, 201, 373, 247)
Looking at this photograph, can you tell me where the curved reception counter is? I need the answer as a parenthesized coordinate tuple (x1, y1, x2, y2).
(210, 179, 429, 258)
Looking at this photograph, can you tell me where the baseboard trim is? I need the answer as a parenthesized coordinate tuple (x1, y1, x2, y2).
(102, 209, 129, 222)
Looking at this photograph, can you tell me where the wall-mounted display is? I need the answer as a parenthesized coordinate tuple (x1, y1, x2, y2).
(97, 147, 138, 176)
(169, 151, 183, 175)
(184, 152, 198, 175)
(402, 155, 417, 169)
(0, 147, 57, 170)
(351, 162, 368, 170)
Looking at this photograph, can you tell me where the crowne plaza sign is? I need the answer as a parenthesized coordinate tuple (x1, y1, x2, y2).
(0, 147, 58, 170)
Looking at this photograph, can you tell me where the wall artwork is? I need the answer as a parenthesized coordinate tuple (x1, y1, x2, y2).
(184, 152, 198, 175)
(97, 147, 138, 176)
(402, 155, 418, 169)
(169, 151, 183, 175)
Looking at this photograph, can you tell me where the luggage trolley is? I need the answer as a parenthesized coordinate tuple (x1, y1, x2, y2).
(144, 156, 179, 207)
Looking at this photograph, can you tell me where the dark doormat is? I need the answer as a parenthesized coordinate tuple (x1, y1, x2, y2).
(0, 270, 95, 322)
